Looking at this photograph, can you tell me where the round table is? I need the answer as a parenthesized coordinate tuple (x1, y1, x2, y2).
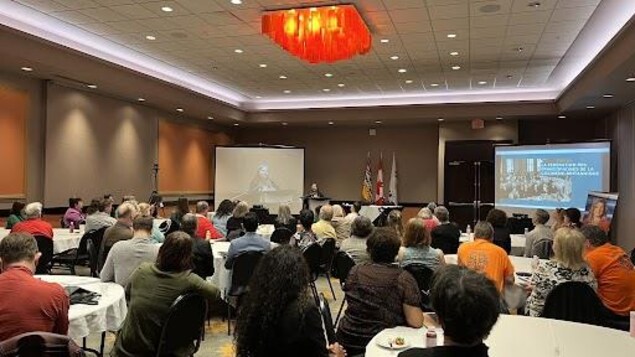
(0, 228, 84, 254)
(37, 275, 127, 340)
(365, 314, 635, 357)
(209, 241, 231, 299)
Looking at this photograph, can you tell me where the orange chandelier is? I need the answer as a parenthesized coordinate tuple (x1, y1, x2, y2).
(261, 5, 372, 64)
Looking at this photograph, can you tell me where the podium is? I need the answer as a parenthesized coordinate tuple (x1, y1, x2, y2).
(303, 196, 331, 213)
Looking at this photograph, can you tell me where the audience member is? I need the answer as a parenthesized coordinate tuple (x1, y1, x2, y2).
(551, 208, 566, 232)
(235, 245, 346, 357)
(274, 204, 297, 233)
(137, 203, 165, 243)
(170, 197, 190, 227)
(11, 202, 53, 240)
(293, 210, 317, 249)
(524, 209, 553, 258)
(417, 207, 439, 231)
(582, 225, 635, 319)
(345, 201, 362, 223)
(563, 207, 582, 228)
(99, 202, 138, 270)
(386, 210, 404, 237)
(226, 201, 250, 237)
(213, 199, 235, 236)
(104, 194, 115, 218)
(337, 227, 423, 355)
(0, 233, 69, 341)
(112, 232, 220, 356)
(312, 204, 337, 240)
(457, 221, 514, 292)
(85, 198, 117, 233)
(430, 206, 461, 254)
(225, 212, 270, 269)
(180, 213, 215, 279)
(100, 216, 160, 287)
(398, 218, 445, 271)
(525, 228, 597, 316)
(62, 197, 85, 228)
(5, 201, 25, 229)
(486, 209, 512, 254)
(340, 216, 374, 265)
(148, 191, 164, 218)
(331, 204, 352, 246)
(398, 265, 500, 357)
(194, 201, 223, 240)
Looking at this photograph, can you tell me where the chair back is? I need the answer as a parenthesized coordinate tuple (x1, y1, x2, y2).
(270, 227, 294, 244)
(0, 332, 85, 357)
(541, 281, 604, 325)
(320, 238, 337, 270)
(531, 238, 553, 259)
(630, 248, 635, 265)
(156, 293, 207, 357)
(302, 243, 322, 280)
(228, 251, 263, 297)
(403, 263, 435, 309)
(332, 251, 356, 282)
(318, 293, 336, 344)
(165, 219, 180, 236)
(86, 238, 99, 277)
(34, 235, 53, 275)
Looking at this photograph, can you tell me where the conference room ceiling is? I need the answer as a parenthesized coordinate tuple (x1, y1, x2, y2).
(4, 0, 634, 113)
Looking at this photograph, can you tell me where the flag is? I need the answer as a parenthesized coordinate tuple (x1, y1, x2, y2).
(375, 152, 385, 205)
(361, 152, 373, 202)
(388, 152, 398, 205)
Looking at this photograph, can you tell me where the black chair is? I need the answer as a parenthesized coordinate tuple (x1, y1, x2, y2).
(530, 238, 553, 259)
(630, 248, 635, 265)
(34, 235, 54, 275)
(403, 264, 435, 311)
(0, 332, 85, 356)
(318, 293, 336, 345)
(87, 238, 100, 278)
(302, 243, 323, 305)
(156, 293, 207, 357)
(541, 281, 604, 326)
(270, 227, 294, 244)
(165, 219, 180, 236)
(226, 251, 263, 335)
(332, 251, 356, 326)
(319, 238, 337, 300)
(52, 231, 95, 275)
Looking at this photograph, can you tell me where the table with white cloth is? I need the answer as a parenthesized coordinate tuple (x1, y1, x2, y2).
(460, 233, 526, 256)
(359, 205, 402, 224)
(365, 314, 635, 357)
(36, 275, 127, 341)
(0, 228, 84, 254)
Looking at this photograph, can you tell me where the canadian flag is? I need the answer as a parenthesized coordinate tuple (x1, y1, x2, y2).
(375, 152, 385, 205)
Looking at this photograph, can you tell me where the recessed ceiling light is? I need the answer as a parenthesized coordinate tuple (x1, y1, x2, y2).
(337, 83, 345, 87)
(279, 75, 287, 79)
(515, 47, 524, 53)
(161, 6, 173, 12)
(450, 51, 459, 56)
(282, 122, 288, 126)
(322, 88, 331, 92)
(375, 120, 382, 124)
(405, 80, 413, 84)
(390, 55, 400, 60)
(437, 118, 444, 122)
(207, 116, 214, 120)
(603, 94, 614, 98)
(231, 0, 242, 4)
(255, 96, 262, 99)
(137, 98, 146, 102)
(447, 33, 457, 38)
(20, 66, 33, 72)
(86, 84, 97, 89)
(451, 65, 461, 70)
(506, 74, 514, 79)
(234, 49, 244, 53)
(283, 90, 291, 94)
(558, 115, 566, 119)
(430, 83, 439, 87)
(324, 73, 333, 77)
(233, 123, 240, 126)
(176, 108, 184, 112)
(496, 116, 503, 120)
(259, 63, 267, 68)
(478, 81, 487, 85)
(528, 1, 541, 8)
(626, 76, 635, 82)
(586, 105, 596, 109)
(328, 121, 334, 125)
(398, 68, 407, 73)
(145, 35, 156, 41)
(380, 39, 389, 43)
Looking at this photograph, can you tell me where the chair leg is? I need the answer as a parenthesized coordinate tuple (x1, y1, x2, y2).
(310, 281, 319, 305)
(335, 299, 346, 327)
(227, 302, 231, 336)
(326, 273, 336, 301)
(100, 332, 105, 356)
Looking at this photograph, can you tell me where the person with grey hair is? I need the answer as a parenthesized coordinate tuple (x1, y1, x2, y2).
(11, 202, 54, 240)
(100, 216, 160, 287)
(311, 204, 336, 240)
(431, 206, 461, 254)
(0, 233, 69, 341)
(340, 216, 375, 264)
(457, 221, 514, 293)
(194, 201, 222, 240)
(99, 201, 139, 270)
(180, 213, 215, 279)
(417, 207, 439, 231)
(524, 209, 554, 258)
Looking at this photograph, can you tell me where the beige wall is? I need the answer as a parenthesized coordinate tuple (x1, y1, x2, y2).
(237, 125, 439, 203)
(437, 120, 519, 203)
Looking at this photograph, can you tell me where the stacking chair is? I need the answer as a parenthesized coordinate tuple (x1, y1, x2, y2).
(34, 235, 54, 275)
(302, 243, 323, 305)
(332, 251, 356, 326)
(318, 293, 336, 345)
(319, 238, 337, 300)
(0, 332, 85, 356)
(156, 293, 207, 357)
(403, 264, 435, 311)
(52, 231, 94, 275)
(541, 281, 604, 326)
(226, 251, 263, 335)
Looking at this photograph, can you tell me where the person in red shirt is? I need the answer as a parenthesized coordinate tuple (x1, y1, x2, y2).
(194, 201, 223, 240)
(0, 232, 69, 341)
(11, 202, 54, 240)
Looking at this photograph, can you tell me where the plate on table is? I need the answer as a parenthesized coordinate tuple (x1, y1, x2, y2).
(376, 336, 410, 350)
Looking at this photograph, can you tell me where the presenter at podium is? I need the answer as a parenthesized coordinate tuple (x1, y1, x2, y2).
(307, 183, 324, 198)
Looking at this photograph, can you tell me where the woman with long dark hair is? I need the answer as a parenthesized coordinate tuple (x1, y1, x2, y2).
(5, 201, 25, 229)
(235, 245, 345, 357)
(213, 199, 235, 236)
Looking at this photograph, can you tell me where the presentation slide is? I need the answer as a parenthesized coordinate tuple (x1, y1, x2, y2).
(495, 142, 610, 213)
(215, 146, 305, 213)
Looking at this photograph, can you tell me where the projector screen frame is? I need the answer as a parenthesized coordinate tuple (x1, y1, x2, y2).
(213, 144, 306, 212)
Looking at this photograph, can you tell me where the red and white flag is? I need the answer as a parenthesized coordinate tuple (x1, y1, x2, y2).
(375, 152, 385, 205)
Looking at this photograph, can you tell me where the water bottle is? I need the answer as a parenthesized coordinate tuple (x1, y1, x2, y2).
(69, 221, 74, 233)
(466, 224, 472, 241)
(524, 227, 529, 236)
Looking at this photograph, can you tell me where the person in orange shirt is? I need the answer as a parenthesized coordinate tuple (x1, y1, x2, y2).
(581, 225, 635, 319)
(457, 221, 514, 292)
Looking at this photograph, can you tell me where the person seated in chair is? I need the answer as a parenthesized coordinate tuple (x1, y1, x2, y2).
(485, 209, 511, 254)
(62, 197, 85, 229)
(430, 206, 461, 254)
(85, 198, 117, 233)
(0, 233, 69, 341)
(524, 209, 553, 258)
(340, 216, 374, 265)
(225, 212, 270, 269)
(180, 213, 215, 279)
(398, 265, 501, 357)
(398, 218, 445, 271)
(11, 202, 54, 240)
(193, 201, 222, 240)
(99, 202, 138, 270)
(312, 205, 337, 240)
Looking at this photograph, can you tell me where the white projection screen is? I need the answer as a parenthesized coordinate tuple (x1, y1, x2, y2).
(215, 146, 305, 213)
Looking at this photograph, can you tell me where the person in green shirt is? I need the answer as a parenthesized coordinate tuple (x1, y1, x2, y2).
(112, 231, 221, 357)
(5, 202, 25, 229)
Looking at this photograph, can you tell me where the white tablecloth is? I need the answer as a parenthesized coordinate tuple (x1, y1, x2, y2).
(0, 228, 84, 254)
(36, 275, 128, 340)
(359, 205, 401, 223)
(460, 233, 526, 256)
(365, 315, 635, 357)
(209, 241, 231, 299)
